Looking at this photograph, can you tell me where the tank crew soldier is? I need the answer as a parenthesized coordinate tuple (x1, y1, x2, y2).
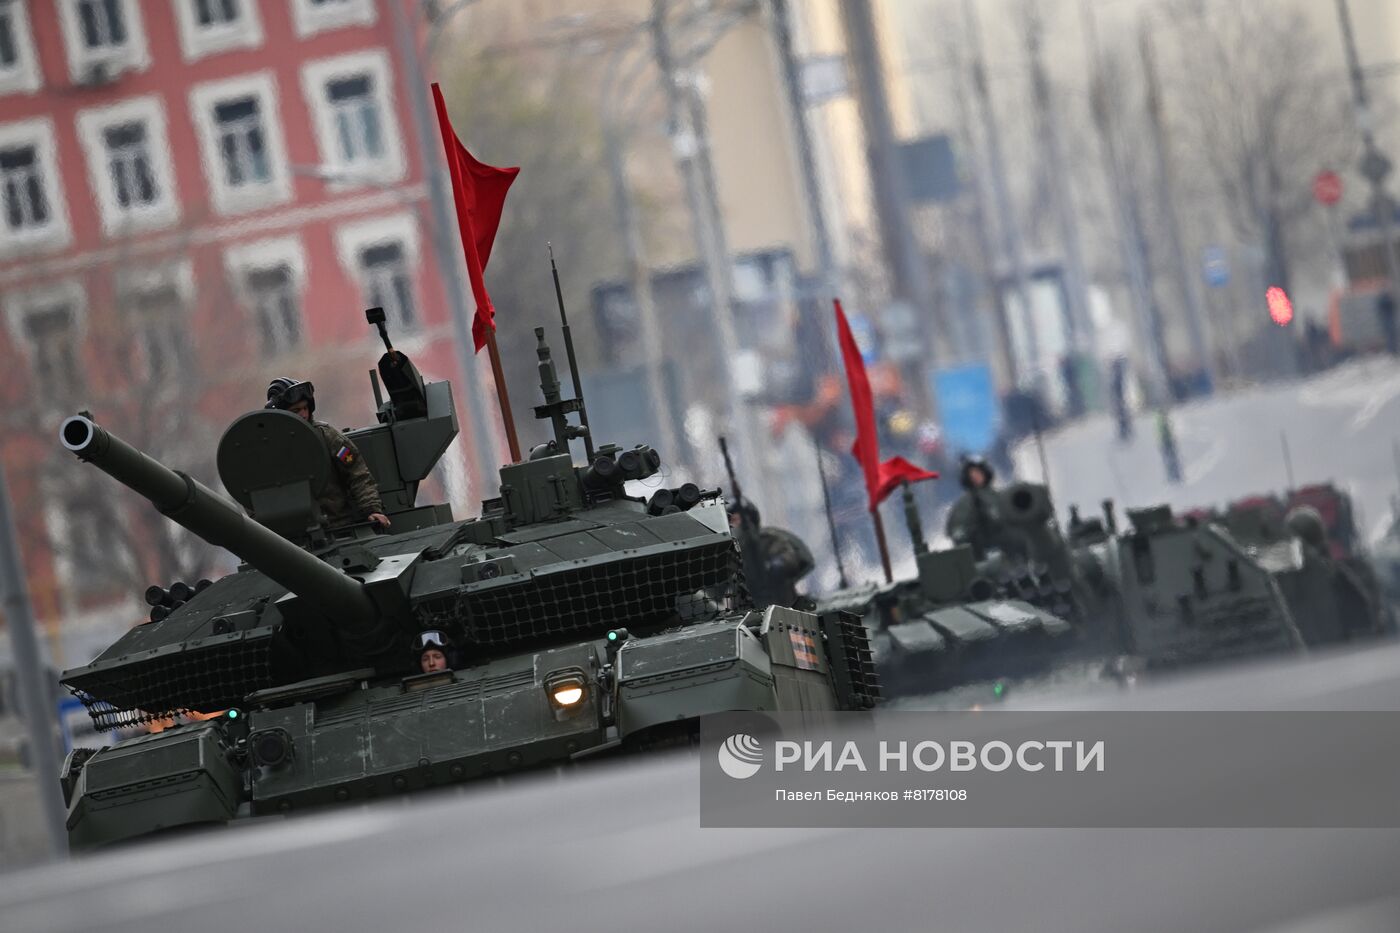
(265, 377, 391, 530)
(415, 630, 455, 673)
(945, 455, 1002, 560)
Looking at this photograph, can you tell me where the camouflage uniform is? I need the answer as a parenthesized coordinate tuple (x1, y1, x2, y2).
(311, 421, 384, 527)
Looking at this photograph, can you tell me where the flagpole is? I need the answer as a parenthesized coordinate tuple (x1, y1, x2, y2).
(871, 504, 893, 583)
(485, 329, 521, 463)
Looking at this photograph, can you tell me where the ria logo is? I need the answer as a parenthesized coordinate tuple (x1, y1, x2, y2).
(718, 733, 764, 779)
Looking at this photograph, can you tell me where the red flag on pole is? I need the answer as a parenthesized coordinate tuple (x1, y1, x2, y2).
(834, 299, 938, 511)
(430, 83, 519, 351)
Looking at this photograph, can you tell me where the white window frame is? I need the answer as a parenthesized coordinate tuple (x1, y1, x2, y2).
(189, 71, 292, 216)
(76, 96, 180, 236)
(290, 0, 376, 39)
(171, 0, 263, 63)
(334, 213, 422, 331)
(224, 234, 309, 355)
(115, 260, 196, 379)
(56, 0, 151, 84)
(0, 118, 72, 259)
(2, 279, 88, 402)
(0, 0, 42, 97)
(300, 49, 406, 188)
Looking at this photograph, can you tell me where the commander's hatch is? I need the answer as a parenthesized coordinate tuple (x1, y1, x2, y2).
(346, 307, 459, 531)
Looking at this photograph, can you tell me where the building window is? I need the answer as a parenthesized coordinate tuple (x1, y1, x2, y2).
(360, 242, 416, 330)
(290, 0, 375, 38)
(57, 0, 148, 83)
(77, 0, 127, 51)
(119, 277, 189, 383)
(0, 145, 48, 231)
(328, 75, 384, 165)
(191, 73, 289, 214)
(0, 8, 17, 69)
(77, 97, 179, 235)
(302, 51, 405, 183)
(21, 303, 82, 401)
(214, 97, 269, 187)
(245, 265, 303, 354)
(195, 0, 239, 27)
(104, 122, 157, 208)
(0, 1, 38, 96)
(0, 119, 69, 254)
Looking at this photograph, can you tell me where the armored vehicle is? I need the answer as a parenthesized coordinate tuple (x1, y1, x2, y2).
(1203, 486, 1393, 645)
(944, 477, 1304, 670)
(1076, 503, 1303, 667)
(55, 316, 878, 850)
(817, 483, 1076, 699)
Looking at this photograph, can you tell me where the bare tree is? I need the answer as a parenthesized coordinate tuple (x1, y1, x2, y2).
(1164, 1, 1355, 295)
(0, 221, 266, 612)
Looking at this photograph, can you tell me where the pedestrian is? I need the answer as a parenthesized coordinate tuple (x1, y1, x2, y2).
(1156, 408, 1182, 484)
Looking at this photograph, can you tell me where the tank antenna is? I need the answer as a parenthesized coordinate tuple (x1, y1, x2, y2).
(549, 244, 595, 459)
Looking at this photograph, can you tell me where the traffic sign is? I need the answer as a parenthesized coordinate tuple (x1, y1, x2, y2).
(1202, 246, 1230, 288)
(1313, 169, 1343, 206)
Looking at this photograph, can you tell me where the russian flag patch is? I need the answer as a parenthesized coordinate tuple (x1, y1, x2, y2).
(336, 445, 354, 464)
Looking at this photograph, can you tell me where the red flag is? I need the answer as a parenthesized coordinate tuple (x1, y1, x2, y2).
(431, 83, 519, 352)
(834, 299, 938, 510)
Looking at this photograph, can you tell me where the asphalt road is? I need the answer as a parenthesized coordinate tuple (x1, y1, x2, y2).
(1013, 357, 1400, 543)
(6, 641, 1400, 933)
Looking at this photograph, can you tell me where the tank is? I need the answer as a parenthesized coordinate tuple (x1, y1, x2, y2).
(816, 482, 1076, 699)
(54, 315, 879, 850)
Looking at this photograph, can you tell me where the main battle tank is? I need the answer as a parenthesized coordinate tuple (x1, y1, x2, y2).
(817, 483, 1075, 698)
(55, 315, 878, 850)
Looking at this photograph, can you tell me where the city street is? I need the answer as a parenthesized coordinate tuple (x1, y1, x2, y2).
(4, 640, 1400, 932)
(1013, 357, 1400, 542)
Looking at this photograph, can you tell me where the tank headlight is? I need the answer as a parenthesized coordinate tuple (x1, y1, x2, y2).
(545, 669, 589, 712)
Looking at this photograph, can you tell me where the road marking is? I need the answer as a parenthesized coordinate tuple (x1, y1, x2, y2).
(1349, 373, 1400, 430)
(1183, 437, 1225, 486)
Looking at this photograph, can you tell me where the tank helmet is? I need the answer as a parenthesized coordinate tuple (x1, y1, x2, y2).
(414, 629, 453, 657)
(265, 376, 316, 414)
(959, 455, 994, 490)
(1285, 505, 1328, 551)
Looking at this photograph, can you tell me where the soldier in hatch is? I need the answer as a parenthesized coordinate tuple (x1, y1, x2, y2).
(264, 377, 391, 530)
(945, 455, 1002, 560)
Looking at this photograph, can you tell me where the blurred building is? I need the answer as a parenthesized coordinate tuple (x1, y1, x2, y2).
(0, 0, 481, 663)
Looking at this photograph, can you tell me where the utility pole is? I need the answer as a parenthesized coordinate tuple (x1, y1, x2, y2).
(1022, 0, 1093, 355)
(599, 45, 682, 467)
(0, 458, 67, 859)
(767, 0, 838, 366)
(838, 0, 938, 334)
(650, 0, 758, 486)
(1081, 0, 1170, 406)
(1140, 24, 1215, 392)
(388, 0, 502, 487)
(1336, 0, 1400, 300)
(964, 0, 1040, 387)
(946, 30, 1018, 387)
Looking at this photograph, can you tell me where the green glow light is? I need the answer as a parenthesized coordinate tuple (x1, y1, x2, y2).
(227, 709, 239, 719)
(607, 631, 618, 641)
(992, 683, 1005, 698)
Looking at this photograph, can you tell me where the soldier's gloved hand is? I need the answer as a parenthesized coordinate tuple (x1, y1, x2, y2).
(369, 512, 391, 530)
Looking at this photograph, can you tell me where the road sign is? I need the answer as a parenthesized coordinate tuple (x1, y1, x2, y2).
(932, 363, 1000, 455)
(1313, 170, 1343, 206)
(1202, 246, 1231, 288)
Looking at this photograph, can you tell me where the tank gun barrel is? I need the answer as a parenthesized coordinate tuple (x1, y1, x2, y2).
(59, 415, 376, 629)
